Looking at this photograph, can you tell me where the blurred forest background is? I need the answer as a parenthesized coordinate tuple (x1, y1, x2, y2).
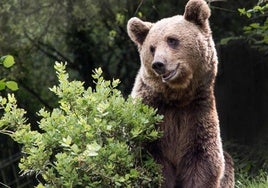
(0, 0, 267, 187)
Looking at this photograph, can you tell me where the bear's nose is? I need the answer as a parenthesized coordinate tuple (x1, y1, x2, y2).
(152, 61, 166, 75)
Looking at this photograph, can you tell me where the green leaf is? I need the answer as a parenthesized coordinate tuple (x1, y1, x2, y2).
(62, 135, 72, 146)
(0, 80, 6, 91)
(130, 169, 139, 178)
(238, 8, 246, 15)
(246, 12, 252, 18)
(250, 23, 260, 29)
(149, 130, 159, 138)
(71, 144, 80, 153)
(84, 142, 101, 157)
(1, 55, 15, 68)
(253, 5, 262, 12)
(92, 67, 102, 79)
(5, 81, 19, 91)
(243, 26, 252, 31)
(36, 183, 45, 188)
(263, 35, 268, 44)
(0, 97, 7, 105)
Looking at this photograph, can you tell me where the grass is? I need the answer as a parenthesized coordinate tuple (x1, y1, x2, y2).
(224, 141, 268, 188)
(235, 170, 268, 188)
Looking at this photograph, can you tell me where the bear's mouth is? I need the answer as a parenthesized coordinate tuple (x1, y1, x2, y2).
(162, 70, 177, 82)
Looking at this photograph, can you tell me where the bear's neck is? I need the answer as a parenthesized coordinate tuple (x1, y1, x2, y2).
(132, 75, 215, 109)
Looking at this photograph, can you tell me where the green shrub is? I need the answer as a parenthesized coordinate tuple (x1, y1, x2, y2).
(0, 62, 163, 187)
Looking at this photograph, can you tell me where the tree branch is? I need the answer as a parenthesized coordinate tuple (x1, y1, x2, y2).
(18, 81, 53, 111)
(24, 31, 79, 71)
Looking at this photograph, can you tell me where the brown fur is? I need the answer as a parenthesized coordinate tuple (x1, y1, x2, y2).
(127, 0, 234, 187)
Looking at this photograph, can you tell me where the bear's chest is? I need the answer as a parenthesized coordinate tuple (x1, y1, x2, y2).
(154, 105, 197, 164)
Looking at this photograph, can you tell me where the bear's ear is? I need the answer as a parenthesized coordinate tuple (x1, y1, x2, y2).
(127, 17, 153, 45)
(184, 0, 211, 30)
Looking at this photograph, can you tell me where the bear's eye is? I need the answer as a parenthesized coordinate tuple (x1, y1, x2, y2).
(167, 37, 179, 48)
(150, 45, 156, 55)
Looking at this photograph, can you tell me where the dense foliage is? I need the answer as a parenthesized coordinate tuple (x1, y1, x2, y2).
(0, 63, 163, 187)
(240, 2, 268, 52)
(221, 1, 268, 52)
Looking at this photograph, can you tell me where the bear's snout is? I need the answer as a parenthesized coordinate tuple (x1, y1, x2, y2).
(152, 61, 166, 75)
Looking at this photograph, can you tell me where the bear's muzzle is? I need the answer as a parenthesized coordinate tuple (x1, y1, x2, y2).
(152, 61, 166, 75)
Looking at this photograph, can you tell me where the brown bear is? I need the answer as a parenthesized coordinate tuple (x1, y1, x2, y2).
(127, 0, 234, 187)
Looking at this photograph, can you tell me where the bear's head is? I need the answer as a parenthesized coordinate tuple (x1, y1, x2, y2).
(128, 0, 217, 93)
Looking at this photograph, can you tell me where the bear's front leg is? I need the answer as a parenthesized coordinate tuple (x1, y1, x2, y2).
(176, 148, 225, 188)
